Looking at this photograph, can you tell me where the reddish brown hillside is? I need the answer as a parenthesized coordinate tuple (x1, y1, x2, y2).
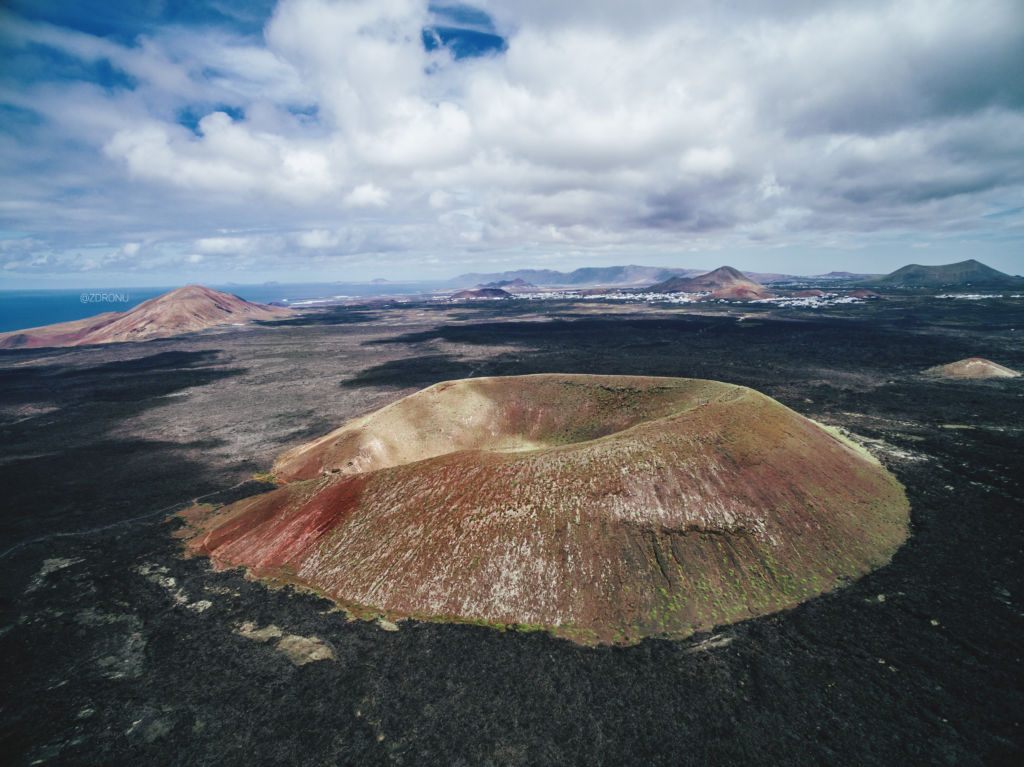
(0, 312, 123, 349)
(0, 285, 290, 349)
(182, 374, 910, 645)
(649, 266, 774, 298)
(711, 285, 770, 299)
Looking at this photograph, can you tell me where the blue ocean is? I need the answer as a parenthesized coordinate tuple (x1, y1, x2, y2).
(0, 282, 444, 333)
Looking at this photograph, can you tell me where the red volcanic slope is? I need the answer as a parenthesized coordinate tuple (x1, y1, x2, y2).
(711, 285, 769, 300)
(182, 374, 910, 646)
(648, 266, 774, 299)
(0, 285, 290, 349)
(922, 357, 1020, 379)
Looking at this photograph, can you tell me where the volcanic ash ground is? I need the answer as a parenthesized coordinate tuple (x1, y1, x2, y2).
(180, 374, 910, 645)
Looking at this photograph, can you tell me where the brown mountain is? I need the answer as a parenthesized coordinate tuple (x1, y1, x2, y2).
(648, 265, 774, 298)
(0, 285, 290, 349)
(181, 374, 909, 646)
(451, 288, 512, 299)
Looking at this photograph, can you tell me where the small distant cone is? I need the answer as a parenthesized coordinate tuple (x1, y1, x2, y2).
(922, 358, 1020, 379)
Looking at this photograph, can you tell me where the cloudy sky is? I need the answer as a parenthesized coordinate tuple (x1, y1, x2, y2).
(1, 0, 1022, 286)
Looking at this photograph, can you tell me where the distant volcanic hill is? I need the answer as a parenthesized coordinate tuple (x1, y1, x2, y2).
(0, 285, 290, 349)
(450, 288, 512, 299)
(922, 358, 1021, 379)
(181, 374, 909, 646)
(648, 266, 774, 299)
(815, 271, 880, 280)
(868, 259, 1020, 288)
(479, 278, 536, 291)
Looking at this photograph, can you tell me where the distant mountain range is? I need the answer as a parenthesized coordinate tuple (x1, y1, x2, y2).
(866, 259, 1021, 287)
(450, 264, 899, 288)
(450, 265, 702, 288)
(742, 272, 800, 284)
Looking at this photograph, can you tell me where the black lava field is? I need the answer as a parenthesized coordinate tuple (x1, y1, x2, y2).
(1, 295, 1022, 766)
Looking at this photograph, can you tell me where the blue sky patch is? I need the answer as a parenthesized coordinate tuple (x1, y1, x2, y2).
(422, 26, 507, 59)
(0, 104, 44, 137)
(427, 3, 498, 33)
(423, 2, 505, 59)
(2, 42, 138, 91)
(982, 205, 1024, 219)
(2, 0, 276, 43)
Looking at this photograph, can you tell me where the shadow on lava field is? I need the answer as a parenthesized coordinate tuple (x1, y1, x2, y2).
(0, 348, 247, 549)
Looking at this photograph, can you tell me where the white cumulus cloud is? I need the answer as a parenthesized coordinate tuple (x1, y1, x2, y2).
(343, 183, 390, 208)
(0, 0, 1021, 281)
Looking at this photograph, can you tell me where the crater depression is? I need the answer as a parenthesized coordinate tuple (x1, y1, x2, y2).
(180, 374, 910, 645)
